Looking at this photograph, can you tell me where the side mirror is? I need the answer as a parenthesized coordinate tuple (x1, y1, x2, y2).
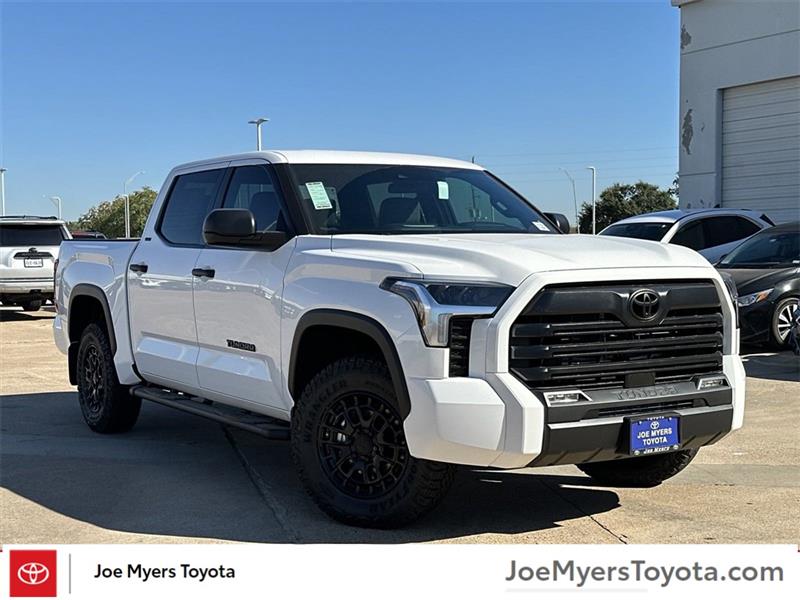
(545, 212, 571, 234)
(203, 208, 288, 250)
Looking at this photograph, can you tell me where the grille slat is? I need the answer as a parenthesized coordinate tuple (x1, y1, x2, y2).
(509, 281, 724, 391)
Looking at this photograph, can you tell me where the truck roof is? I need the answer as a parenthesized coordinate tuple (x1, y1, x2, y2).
(174, 150, 484, 172)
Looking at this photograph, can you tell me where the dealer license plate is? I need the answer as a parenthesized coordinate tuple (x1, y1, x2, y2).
(24, 258, 43, 268)
(629, 415, 680, 456)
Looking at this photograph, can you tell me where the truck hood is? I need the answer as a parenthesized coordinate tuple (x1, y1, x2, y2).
(331, 233, 711, 285)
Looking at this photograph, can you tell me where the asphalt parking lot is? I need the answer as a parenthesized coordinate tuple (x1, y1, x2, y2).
(1, 306, 798, 544)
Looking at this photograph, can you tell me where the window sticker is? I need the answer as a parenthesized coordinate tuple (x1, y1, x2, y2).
(305, 181, 334, 210)
(532, 220, 549, 231)
(437, 181, 449, 200)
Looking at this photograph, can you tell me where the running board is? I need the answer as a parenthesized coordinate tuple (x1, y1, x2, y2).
(130, 385, 290, 441)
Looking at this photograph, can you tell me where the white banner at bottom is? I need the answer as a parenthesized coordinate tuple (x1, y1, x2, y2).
(1, 544, 796, 599)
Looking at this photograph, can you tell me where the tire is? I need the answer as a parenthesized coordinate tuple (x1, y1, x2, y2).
(76, 322, 141, 433)
(291, 355, 456, 528)
(21, 300, 42, 312)
(577, 449, 698, 487)
(771, 296, 799, 349)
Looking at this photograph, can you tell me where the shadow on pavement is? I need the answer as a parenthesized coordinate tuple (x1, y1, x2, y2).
(741, 347, 800, 383)
(0, 308, 55, 322)
(1, 391, 620, 543)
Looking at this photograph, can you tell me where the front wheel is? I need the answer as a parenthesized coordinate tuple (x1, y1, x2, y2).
(76, 323, 141, 433)
(291, 356, 455, 528)
(771, 296, 799, 348)
(577, 449, 698, 487)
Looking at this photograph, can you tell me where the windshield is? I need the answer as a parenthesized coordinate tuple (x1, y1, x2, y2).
(719, 228, 800, 267)
(0, 224, 65, 246)
(600, 222, 672, 241)
(287, 164, 557, 235)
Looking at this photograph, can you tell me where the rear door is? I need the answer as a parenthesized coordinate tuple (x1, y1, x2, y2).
(192, 160, 296, 411)
(127, 165, 226, 391)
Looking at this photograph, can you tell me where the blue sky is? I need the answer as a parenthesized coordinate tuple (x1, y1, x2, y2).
(1, 1, 680, 222)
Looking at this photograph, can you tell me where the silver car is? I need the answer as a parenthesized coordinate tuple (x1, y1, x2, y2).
(599, 208, 773, 264)
(0, 216, 71, 311)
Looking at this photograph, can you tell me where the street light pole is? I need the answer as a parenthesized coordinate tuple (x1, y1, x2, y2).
(123, 171, 145, 238)
(42, 195, 62, 219)
(50, 196, 62, 220)
(587, 166, 597, 234)
(248, 117, 269, 151)
(0, 168, 6, 216)
(559, 168, 579, 233)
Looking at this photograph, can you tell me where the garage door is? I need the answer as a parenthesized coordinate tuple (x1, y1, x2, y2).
(722, 76, 800, 223)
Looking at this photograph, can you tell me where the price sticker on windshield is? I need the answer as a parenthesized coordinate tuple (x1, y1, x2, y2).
(305, 182, 334, 210)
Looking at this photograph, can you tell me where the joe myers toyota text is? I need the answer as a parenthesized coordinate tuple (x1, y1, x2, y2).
(53, 150, 746, 527)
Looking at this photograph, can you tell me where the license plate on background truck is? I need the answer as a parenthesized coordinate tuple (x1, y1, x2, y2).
(23, 258, 43, 268)
(628, 415, 680, 456)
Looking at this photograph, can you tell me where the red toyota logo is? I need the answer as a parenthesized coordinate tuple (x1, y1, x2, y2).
(9, 550, 57, 597)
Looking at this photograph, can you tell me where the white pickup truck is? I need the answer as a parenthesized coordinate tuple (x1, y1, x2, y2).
(54, 150, 746, 528)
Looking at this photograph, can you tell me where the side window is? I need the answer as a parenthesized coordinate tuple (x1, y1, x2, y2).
(160, 169, 225, 245)
(702, 216, 762, 247)
(222, 165, 287, 232)
(671, 220, 705, 251)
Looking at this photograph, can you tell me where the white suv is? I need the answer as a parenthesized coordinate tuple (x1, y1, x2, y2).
(599, 209, 773, 264)
(0, 216, 70, 311)
(54, 151, 745, 527)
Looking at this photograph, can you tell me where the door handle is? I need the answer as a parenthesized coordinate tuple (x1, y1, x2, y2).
(192, 267, 215, 279)
(129, 262, 148, 274)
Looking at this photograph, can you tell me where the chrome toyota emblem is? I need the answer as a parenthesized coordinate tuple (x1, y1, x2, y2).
(629, 289, 660, 321)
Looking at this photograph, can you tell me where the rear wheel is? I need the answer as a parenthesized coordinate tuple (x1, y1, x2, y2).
(291, 355, 455, 528)
(577, 449, 698, 487)
(771, 296, 799, 348)
(21, 300, 42, 312)
(76, 323, 141, 433)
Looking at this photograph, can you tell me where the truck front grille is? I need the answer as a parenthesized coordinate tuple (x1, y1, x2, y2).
(509, 280, 725, 391)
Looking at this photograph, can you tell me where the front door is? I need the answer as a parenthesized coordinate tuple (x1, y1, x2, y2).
(128, 166, 227, 391)
(192, 162, 295, 412)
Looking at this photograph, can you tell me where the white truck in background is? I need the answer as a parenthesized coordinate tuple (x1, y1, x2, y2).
(53, 150, 745, 527)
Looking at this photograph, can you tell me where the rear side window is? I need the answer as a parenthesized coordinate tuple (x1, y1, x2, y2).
(0, 224, 65, 246)
(702, 216, 761, 247)
(159, 169, 225, 245)
(221, 165, 287, 232)
(671, 220, 705, 250)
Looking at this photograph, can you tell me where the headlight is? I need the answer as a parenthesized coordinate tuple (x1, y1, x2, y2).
(381, 278, 514, 347)
(737, 288, 773, 307)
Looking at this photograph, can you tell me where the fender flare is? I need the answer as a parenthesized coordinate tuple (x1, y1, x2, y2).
(68, 283, 117, 355)
(289, 309, 411, 419)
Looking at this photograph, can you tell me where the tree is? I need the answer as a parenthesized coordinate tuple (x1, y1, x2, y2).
(578, 181, 677, 233)
(73, 187, 158, 238)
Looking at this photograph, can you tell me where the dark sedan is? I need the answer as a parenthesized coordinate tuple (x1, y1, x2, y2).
(717, 222, 799, 348)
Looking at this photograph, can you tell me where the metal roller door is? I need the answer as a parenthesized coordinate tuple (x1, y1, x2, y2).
(722, 76, 800, 223)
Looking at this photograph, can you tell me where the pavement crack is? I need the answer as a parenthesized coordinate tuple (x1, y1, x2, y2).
(222, 426, 301, 543)
(539, 477, 629, 544)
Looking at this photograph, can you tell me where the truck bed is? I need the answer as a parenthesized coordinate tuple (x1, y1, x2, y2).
(53, 239, 140, 385)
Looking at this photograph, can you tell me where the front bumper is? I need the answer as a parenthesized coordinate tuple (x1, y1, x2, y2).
(738, 301, 774, 343)
(527, 382, 733, 467)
